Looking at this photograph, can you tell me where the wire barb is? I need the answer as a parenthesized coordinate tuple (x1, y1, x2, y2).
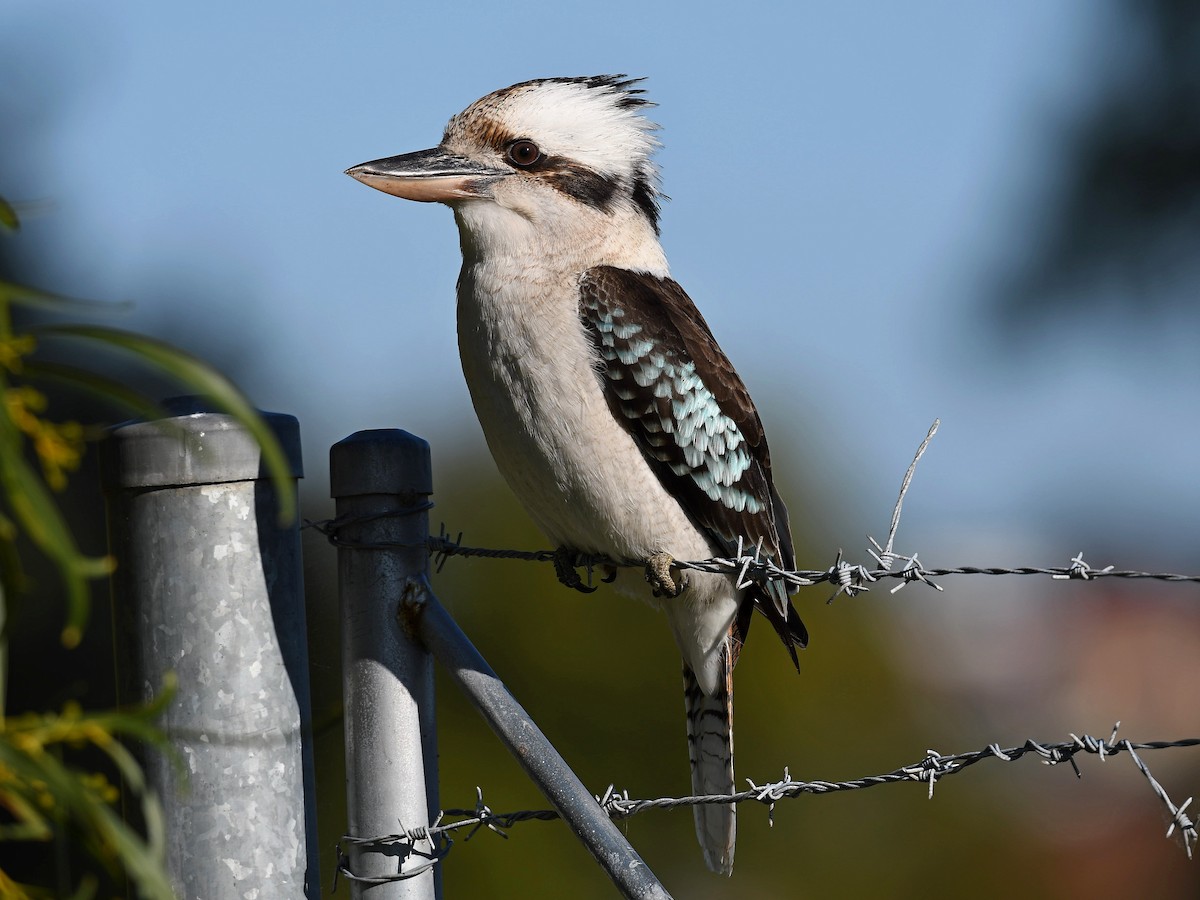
(901, 749, 959, 799)
(825, 549, 876, 602)
(1051, 551, 1116, 580)
(868, 418, 939, 572)
(1121, 741, 1198, 859)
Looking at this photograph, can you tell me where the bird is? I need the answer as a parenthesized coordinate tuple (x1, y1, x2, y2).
(346, 75, 807, 875)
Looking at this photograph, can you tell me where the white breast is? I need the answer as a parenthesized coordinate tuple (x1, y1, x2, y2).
(457, 261, 706, 559)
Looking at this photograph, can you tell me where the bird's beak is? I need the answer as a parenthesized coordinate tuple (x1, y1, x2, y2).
(345, 148, 508, 203)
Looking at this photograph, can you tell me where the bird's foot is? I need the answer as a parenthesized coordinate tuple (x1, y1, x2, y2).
(645, 551, 688, 598)
(553, 546, 598, 594)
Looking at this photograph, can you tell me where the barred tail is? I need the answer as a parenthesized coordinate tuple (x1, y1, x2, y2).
(683, 638, 735, 875)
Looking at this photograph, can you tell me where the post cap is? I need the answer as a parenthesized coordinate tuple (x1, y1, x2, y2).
(103, 396, 303, 489)
(330, 429, 432, 498)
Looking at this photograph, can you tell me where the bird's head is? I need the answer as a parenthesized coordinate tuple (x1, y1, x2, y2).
(347, 76, 665, 263)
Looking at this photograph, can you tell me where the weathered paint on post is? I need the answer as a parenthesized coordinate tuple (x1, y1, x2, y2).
(104, 397, 318, 899)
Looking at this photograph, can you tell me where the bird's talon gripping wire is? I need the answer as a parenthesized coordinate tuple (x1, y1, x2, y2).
(553, 546, 598, 594)
(645, 551, 687, 597)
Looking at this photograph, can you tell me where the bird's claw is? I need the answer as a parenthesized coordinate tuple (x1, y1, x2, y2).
(645, 551, 687, 597)
(553, 546, 598, 594)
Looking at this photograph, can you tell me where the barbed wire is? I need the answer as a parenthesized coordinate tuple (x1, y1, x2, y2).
(306, 516, 1200, 599)
(309, 417, 1200, 599)
(321, 422, 1199, 889)
(424, 531, 1200, 596)
(334, 725, 1198, 888)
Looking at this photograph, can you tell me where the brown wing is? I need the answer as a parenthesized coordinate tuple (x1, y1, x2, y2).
(579, 266, 807, 663)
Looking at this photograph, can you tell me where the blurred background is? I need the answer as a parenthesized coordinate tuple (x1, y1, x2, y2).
(3, 0, 1198, 896)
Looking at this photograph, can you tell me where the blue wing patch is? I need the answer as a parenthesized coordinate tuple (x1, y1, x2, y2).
(593, 303, 763, 514)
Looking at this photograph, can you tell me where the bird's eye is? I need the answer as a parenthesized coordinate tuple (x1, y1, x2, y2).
(506, 139, 542, 168)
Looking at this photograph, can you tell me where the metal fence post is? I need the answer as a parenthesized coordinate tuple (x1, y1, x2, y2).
(330, 429, 439, 899)
(103, 397, 318, 898)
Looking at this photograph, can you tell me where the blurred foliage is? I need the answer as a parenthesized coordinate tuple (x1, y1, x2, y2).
(998, 0, 1200, 322)
(0, 195, 290, 896)
(0, 682, 176, 900)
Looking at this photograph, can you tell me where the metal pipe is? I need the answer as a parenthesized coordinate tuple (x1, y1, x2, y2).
(330, 429, 439, 899)
(104, 396, 318, 899)
(409, 581, 673, 900)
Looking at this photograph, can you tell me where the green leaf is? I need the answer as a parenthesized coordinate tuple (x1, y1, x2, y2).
(0, 197, 17, 232)
(33, 324, 296, 523)
(88, 794, 174, 899)
(0, 413, 110, 646)
(0, 731, 174, 900)
(0, 780, 50, 840)
(0, 690, 177, 899)
(21, 361, 168, 423)
(65, 875, 100, 900)
(0, 520, 28, 604)
(0, 280, 131, 315)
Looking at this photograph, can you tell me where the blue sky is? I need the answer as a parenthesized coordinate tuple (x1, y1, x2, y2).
(6, 0, 1197, 565)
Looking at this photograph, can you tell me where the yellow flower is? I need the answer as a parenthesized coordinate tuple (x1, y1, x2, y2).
(3, 388, 85, 490)
(32, 420, 85, 491)
(0, 334, 35, 372)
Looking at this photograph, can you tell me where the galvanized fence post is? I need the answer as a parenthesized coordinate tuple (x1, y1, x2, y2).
(330, 430, 439, 899)
(103, 397, 318, 899)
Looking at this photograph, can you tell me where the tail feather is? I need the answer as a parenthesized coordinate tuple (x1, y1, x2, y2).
(683, 636, 735, 875)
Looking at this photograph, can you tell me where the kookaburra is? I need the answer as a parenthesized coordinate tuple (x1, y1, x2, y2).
(347, 75, 807, 875)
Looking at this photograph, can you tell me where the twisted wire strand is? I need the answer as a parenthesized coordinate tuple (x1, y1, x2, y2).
(338, 729, 1198, 886)
(305, 414, 1200, 592)
(417, 530, 1200, 591)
